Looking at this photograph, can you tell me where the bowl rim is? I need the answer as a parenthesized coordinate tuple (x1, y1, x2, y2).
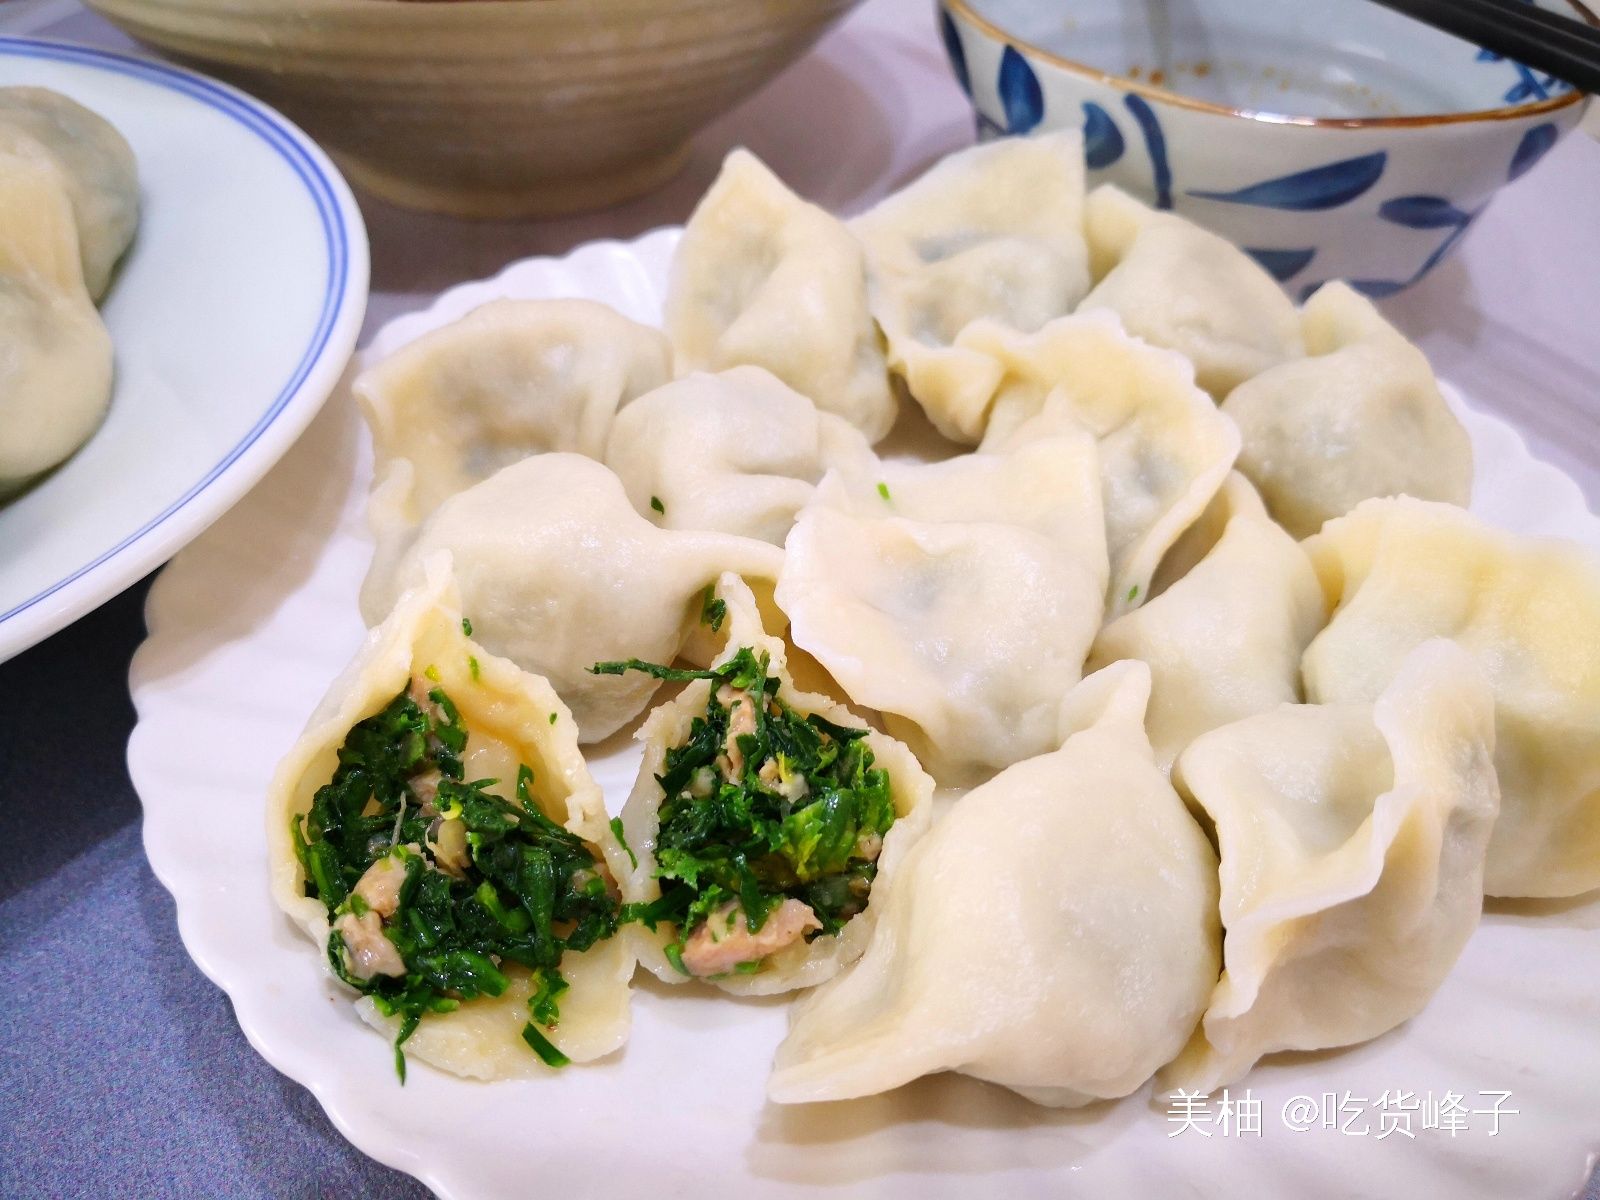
(944, 0, 1595, 128)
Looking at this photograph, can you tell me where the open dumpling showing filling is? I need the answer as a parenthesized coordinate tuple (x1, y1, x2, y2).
(269, 554, 634, 1079)
(603, 573, 933, 994)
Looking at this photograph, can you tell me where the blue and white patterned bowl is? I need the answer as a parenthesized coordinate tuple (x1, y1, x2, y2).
(940, 0, 1594, 297)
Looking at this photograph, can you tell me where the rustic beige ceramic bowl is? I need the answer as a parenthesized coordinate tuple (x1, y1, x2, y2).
(86, 0, 859, 217)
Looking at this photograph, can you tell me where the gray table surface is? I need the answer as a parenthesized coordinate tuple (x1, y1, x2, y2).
(2, 1, 1599, 1197)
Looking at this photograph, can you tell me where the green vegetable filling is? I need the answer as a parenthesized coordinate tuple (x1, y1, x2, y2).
(593, 647, 895, 975)
(293, 682, 618, 1079)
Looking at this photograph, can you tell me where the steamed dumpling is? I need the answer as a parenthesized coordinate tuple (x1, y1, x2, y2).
(1304, 496, 1600, 897)
(776, 424, 1108, 784)
(1088, 473, 1324, 770)
(357, 298, 672, 553)
(602, 366, 872, 544)
(665, 149, 895, 441)
(849, 131, 1090, 443)
(368, 454, 784, 742)
(1078, 185, 1302, 397)
(0, 87, 138, 300)
(614, 573, 934, 994)
(267, 554, 634, 1079)
(1221, 281, 1472, 538)
(0, 138, 113, 491)
(769, 661, 1221, 1107)
(1163, 640, 1499, 1095)
(974, 310, 1241, 615)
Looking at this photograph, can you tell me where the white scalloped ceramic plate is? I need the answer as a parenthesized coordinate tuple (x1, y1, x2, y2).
(0, 37, 369, 663)
(129, 229, 1600, 1200)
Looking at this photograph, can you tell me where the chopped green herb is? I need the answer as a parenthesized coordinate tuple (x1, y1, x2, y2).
(602, 647, 895, 976)
(293, 685, 619, 1080)
(610, 817, 638, 871)
(650, 495, 666, 515)
(468, 656, 480, 682)
(461, 617, 473, 637)
(877, 481, 891, 502)
(1127, 583, 1140, 603)
(699, 584, 727, 634)
(424, 664, 441, 683)
(549, 712, 558, 725)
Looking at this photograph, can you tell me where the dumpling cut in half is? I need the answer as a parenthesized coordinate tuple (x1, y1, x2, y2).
(665, 149, 896, 442)
(849, 130, 1090, 443)
(365, 454, 784, 743)
(602, 366, 873, 545)
(267, 553, 634, 1080)
(1304, 496, 1600, 898)
(1163, 639, 1499, 1095)
(604, 573, 934, 994)
(776, 421, 1109, 784)
(1221, 281, 1473, 539)
(1078, 184, 1303, 398)
(768, 660, 1221, 1107)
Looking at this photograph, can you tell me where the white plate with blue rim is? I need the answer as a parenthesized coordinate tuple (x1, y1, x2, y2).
(0, 36, 368, 663)
(128, 229, 1600, 1200)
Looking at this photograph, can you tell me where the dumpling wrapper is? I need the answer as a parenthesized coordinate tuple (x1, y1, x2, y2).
(367, 453, 783, 743)
(0, 136, 112, 490)
(267, 553, 634, 1079)
(974, 310, 1241, 616)
(1078, 184, 1302, 398)
(1304, 496, 1600, 897)
(1088, 473, 1324, 770)
(768, 660, 1221, 1107)
(357, 297, 672, 568)
(1221, 281, 1472, 538)
(665, 149, 896, 442)
(602, 366, 873, 545)
(1164, 639, 1499, 1095)
(0, 86, 138, 300)
(617, 573, 934, 994)
(849, 131, 1090, 443)
(776, 424, 1108, 785)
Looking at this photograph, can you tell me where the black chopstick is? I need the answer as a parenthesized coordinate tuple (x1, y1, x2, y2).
(1368, 0, 1600, 96)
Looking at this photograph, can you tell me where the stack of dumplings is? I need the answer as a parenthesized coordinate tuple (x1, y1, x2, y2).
(271, 125, 1600, 1113)
(0, 88, 137, 494)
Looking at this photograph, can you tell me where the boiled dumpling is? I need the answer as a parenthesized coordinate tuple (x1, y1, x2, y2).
(1078, 185, 1302, 397)
(776, 424, 1108, 784)
(357, 298, 671, 559)
(1163, 639, 1499, 1094)
(665, 149, 895, 442)
(1087, 473, 1324, 770)
(602, 366, 872, 545)
(1304, 496, 1600, 898)
(1221, 281, 1472, 538)
(0, 87, 138, 300)
(366, 454, 784, 743)
(974, 310, 1241, 615)
(268, 553, 634, 1079)
(849, 131, 1090, 443)
(768, 660, 1221, 1106)
(0, 137, 113, 491)
(610, 573, 934, 994)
